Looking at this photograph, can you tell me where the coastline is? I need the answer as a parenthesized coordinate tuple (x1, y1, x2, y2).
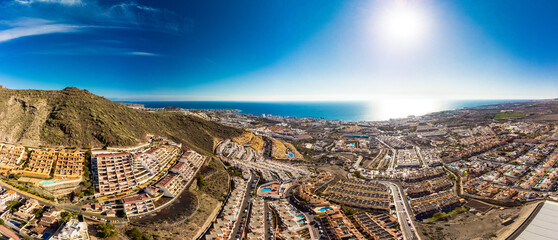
(118, 99, 533, 122)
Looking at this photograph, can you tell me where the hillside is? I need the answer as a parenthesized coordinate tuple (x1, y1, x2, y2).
(0, 87, 242, 153)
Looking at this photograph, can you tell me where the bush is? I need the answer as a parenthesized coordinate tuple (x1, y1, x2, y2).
(97, 223, 117, 239)
(126, 228, 157, 240)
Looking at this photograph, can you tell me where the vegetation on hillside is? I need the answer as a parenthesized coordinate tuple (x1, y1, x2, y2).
(96, 223, 118, 239)
(494, 112, 526, 120)
(0, 87, 242, 154)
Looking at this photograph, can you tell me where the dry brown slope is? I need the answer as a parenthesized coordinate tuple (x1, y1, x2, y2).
(0, 87, 242, 153)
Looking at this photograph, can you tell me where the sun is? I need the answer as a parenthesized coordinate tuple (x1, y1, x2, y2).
(374, 2, 433, 51)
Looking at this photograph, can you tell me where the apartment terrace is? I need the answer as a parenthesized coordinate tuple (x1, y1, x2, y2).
(22, 149, 57, 178)
(121, 193, 156, 216)
(402, 168, 445, 183)
(148, 145, 179, 167)
(181, 148, 205, 168)
(53, 150, 84, 180)
(404, 176, 453, 198)
(205, 178, 247, 240)
(0, 143, 25, 172)
(353, 212, 398, 240)
(133, 152, 161, 175)
(421, 148, 442, 167)
(296, 183, 330, 207)
(93, 152, 138, 195)
(326, 180, 390, 211)
(170, 153, 202, 181)
(247, 198, 265, 240)
(155, 173, 186, 198)
(322, 209, 366, 240)
(409, 190, 462, 219)
(269, 199, 308, 239)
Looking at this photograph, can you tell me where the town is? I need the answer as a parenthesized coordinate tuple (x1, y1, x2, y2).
(0, 99, 558, 240)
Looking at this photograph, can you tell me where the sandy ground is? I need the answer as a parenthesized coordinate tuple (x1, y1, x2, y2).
(417, 202, 539, 240)
(316, 165, 349, 181)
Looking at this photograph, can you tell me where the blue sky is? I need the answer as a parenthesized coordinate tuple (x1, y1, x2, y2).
(0, 0, 557, 101)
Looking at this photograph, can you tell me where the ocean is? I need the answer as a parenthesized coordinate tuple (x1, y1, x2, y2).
(122, 99, 530, 122)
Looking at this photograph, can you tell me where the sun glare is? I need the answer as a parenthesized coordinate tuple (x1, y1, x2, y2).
(374, 2, 433, 51)
(368, 98, 447, 120)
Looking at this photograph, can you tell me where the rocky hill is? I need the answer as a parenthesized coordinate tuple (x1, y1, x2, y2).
(0, 87, 242, 153)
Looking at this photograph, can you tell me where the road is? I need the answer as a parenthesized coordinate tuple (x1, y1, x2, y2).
(415, 146, 428, 168)
(353, 155, 363, 169)
(443, 164, 463, 195)
(365, 148, 385, 169)
(381, 181, 420, 240)
(389, 149, 397, 170)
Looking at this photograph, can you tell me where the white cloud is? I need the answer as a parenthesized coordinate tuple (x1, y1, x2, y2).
(14, 0, 83, 6)
(0, 18, 79, 43)
(128, 51, 161, 57)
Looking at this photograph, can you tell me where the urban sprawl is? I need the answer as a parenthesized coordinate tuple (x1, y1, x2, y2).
(1, 100, 558, 240)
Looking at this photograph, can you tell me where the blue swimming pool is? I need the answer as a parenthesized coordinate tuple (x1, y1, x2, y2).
(259, 188, 272, 193)
(317, 206, 332, 213)
(41, 232, 52, 240)
(40, 180, 59, 185)
(10, 221, 20, 227)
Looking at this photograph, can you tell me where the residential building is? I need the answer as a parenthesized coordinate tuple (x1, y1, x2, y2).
(0, 144, 25, 172)
(51, 219, 88, 240)
(0, 190, 18, 211)
(121, 193, 156, 216)
(22, 149, 57, 178)
(155, 174, 186, 197)
(93, 153, 138, 195)
(53, 151, 84, 180)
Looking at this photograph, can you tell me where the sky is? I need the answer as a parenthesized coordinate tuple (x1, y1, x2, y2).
(0, 0, 557, 101)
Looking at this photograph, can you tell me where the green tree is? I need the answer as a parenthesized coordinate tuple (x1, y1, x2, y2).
(35, 208, 45, 218)
(126, 228, 144, 240)
(97, 223, 117, 239)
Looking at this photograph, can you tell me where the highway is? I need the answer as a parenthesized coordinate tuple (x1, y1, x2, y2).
(381, 181, 421, 240)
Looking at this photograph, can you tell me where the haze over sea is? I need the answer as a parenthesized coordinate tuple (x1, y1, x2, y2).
(126, 99, 530, 122)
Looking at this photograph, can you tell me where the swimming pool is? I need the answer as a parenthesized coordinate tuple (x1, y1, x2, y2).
(10, 221, 21, 227)
(41, 232, 52, 240)
(40, 180, 59, 185)
(259, 188, 272, 193)
(317, 206, 332, 213)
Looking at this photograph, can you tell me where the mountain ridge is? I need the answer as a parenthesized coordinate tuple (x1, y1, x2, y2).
(0, 86, 243, 154)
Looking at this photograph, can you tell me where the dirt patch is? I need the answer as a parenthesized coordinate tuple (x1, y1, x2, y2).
(417, 202, 538, 240)
(122, 157, 230, 239)
(134, 190, 198, 224)
(465, 199, 493, 213)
